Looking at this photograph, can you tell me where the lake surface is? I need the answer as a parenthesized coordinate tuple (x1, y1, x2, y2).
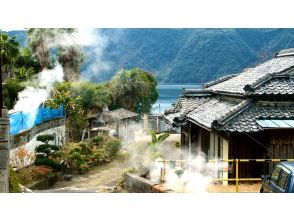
(152, 84, 202, 114)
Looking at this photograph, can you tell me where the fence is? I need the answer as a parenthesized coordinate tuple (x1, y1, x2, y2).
(158, 158, 294, 192)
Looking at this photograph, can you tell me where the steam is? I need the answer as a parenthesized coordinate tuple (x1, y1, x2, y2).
(75, 29, 112, 81)
(119, 121, 222, 193)
(11, 64, 64, 113)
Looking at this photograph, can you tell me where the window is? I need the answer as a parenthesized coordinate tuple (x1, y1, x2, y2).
(271, 165, 282, 184)
(277, 168, 290, 190)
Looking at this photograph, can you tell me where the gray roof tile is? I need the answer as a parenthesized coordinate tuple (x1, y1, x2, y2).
(251, 76, 294, 95)
(186, 98, 245, 129)
(206, 56, 294, 94)
(222, 103, 294, 132)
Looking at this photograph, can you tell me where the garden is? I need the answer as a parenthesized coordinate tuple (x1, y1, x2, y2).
(9, 133, 124, 192)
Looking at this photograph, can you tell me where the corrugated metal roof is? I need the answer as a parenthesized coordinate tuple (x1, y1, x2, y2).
(256, 119, 294, 128)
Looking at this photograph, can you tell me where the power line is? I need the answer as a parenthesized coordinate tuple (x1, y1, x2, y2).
(241, 131, 282, 158)
(65, 30, 98, 60)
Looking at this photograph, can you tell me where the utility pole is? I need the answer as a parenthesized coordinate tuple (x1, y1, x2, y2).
(0, 31, 10, 193)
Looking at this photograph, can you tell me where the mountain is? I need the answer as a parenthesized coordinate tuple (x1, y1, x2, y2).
(8, 29, 294, 83)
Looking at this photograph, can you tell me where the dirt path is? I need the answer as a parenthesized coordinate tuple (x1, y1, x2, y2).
(38, 159, 132, 193)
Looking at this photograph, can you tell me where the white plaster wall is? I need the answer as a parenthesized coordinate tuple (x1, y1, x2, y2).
(10, 125, 65, 168)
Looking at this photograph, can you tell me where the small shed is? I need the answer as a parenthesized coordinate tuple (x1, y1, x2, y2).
(88, 108, 139, 140)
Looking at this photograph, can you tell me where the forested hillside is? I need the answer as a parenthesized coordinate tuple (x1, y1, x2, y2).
(8, 29, 294, 83)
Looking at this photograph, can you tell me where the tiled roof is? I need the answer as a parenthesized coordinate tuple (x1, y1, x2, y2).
(103, 108, 138, 120)
(219, 102, 294, 133)
(186, 98, 244, 129)
(164, 96, 210, 125)
(248, 76, 294, 95)
(205, 56, 294, 94)
(163, 89, 211, 125)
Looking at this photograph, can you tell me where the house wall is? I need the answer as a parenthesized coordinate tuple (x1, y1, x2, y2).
(229, 133, 266, 178)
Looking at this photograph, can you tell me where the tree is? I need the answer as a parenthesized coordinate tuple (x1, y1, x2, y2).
(109, 68, 158, 115)
(46, 82, 87, 142)
(71, 81, 112, 115)
(0, 33, 20, 79)
(27, 28, 84, 82)
(3, 78, 25, 109)
(57, 46, 84, 81)
(27, 28, 56, 69)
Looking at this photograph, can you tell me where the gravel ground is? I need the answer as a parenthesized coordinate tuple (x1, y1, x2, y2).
(207, 183, 261, 193)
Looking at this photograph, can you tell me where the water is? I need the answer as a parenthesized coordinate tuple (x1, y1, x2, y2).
(152, 84, 202, 114)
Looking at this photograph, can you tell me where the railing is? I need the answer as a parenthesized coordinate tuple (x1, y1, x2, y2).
(158, 158, 294, 192)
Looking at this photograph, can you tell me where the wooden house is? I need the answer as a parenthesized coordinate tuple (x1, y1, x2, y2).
(164, 48, 294, 179)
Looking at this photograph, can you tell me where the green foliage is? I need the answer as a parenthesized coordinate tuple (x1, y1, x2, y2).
(117, 167, 137, 188)
(149, 131, 170, 149)
(36, 134, 55, 144)
(93, 149, 109, 165)
(71, 81, 112, 114)
(104, 138, 122, 158)
(34, 134, 61, 170)
(3, 78, 25, 109)
(46, 82, 87, 141)
(34, 157, 61, 170)
(0, 33, 20, 79)
(91, 135, 104, 146)
(9, 167, 21, 193)
(109, 68, 158, 115)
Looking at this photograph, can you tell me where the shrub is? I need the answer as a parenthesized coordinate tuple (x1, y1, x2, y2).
(10, 146, 35, 169)
(117, 167, 137, 188)
(105, 138, 122, 158)
(31, 165, 53, 180)
(78, 164, 89, 174)
(91, 135, 104, 146)
(9, 167, 21, 193)
(34, 156, 61, 170)
(78, 142, 93, 156)
(117, 151, 130, 161)
(66, 151, 85, 174)
(93, 149, 109, 165)
(36, 134, 55, 144)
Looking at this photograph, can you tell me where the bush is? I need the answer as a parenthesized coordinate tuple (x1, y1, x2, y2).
(36, 134, 55, 144)
(105, 138, 122, 158)
(93, 149, 109, 165)
(9, 167, 21, 193)
(78, 142, 93, 156)
(66, 151, 85, 174)
(34, 156, 61, 170)
(117, 167, 137, 188)
(31, 165, 53, 180)
(91, 135, 103, 146)
(78, 164, 89, 174)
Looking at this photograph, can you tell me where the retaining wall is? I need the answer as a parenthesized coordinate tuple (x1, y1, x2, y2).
(123, 173, 173, 193)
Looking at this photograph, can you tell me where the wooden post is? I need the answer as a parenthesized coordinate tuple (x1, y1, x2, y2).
(235, 159, 239, 192)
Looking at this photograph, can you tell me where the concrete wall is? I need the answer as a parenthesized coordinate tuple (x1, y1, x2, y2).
(124, 173, 173, 193)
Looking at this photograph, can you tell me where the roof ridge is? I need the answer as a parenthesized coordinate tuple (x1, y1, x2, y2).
(204, 74, 238, 88)
(212, 100, 252, 128)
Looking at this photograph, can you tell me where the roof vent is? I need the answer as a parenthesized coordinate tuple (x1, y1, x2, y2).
(275, 48, 294, 58)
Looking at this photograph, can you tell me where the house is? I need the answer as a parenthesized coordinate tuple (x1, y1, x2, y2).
(164, 48, 294, 179)
(87, 108, 139, 140)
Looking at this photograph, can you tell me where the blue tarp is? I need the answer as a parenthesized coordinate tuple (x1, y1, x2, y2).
(9, 106, 65, 136)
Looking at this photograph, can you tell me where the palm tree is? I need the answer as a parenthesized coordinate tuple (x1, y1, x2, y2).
(27, 29, 54, 69)
(109, 68, 150, 111)
(0, 33, 19, 79)
(57, 46, 84, 82)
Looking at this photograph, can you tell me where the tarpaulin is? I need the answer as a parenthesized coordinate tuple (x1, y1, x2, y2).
(9, 106, 65, 136)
